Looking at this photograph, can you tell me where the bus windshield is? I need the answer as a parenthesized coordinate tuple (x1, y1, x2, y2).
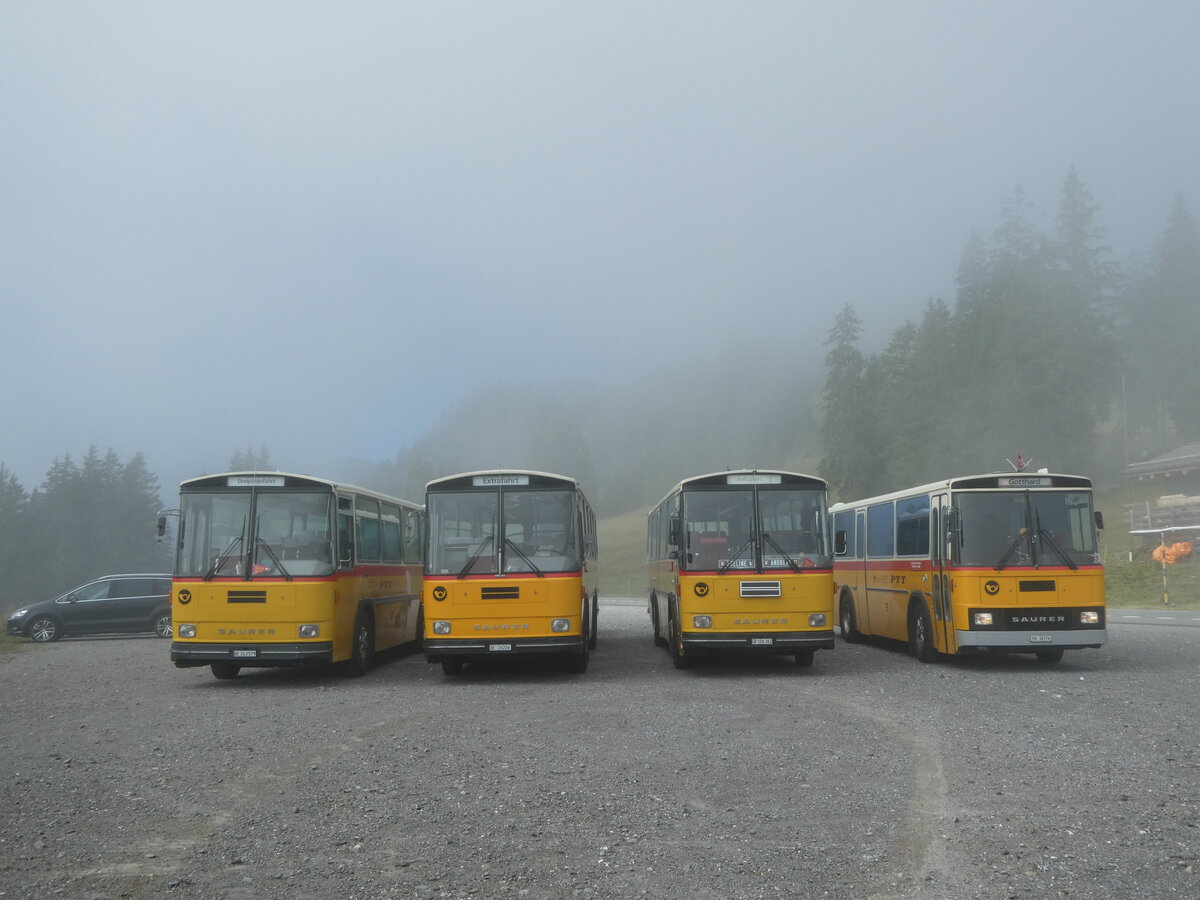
(178, 491, 334, 579)
(682, 488, 830, 571)
(427, 489, 580, 577)
(955, 491, 1098, 569)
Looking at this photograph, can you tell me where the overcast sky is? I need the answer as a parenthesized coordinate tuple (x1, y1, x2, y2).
(2, 2, 1197, 495)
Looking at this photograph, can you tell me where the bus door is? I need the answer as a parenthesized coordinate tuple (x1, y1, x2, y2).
(931, 493, 953, 652)
(855, 510, 871, 633)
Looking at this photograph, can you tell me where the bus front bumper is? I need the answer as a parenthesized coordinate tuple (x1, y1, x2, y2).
(171, 641, 334, 668)
(955, 629, 1108, 650)
(683, 630, 836, 651)
(425, 636, 584, 660)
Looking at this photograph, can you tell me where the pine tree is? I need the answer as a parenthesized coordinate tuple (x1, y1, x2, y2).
(819, 305, 878, 499)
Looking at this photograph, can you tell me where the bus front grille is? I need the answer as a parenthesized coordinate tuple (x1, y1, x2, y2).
(481, 586, 521, 600)
(740, 581, 781, 598)
(227, 590, 267, 604)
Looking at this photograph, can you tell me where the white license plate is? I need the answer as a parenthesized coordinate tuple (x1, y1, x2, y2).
(1029, 634, 1053, 644)
(232, 649, 258, 658)
(488, 643, 513, 652)
(750, 637, 774, 646)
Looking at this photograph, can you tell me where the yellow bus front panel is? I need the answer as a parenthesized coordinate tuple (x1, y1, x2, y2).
(675, 571, 835, 653)
(423, 575, 589, 658)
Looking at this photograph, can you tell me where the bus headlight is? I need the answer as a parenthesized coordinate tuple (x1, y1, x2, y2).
(433, 621, 452, 635)
(973, 612, 994, 626)
(693, 615, 712, 628)
(179, 624, 197, 638)
(1080, 610, 1100, 625)
(298, 624, 320, 638)
(809, 613, 827, 627)
(551, 619, 570, 632)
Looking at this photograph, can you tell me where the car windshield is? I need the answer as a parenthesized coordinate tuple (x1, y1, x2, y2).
(955, 490, 1099, 569)
(177, 490, 334, 578)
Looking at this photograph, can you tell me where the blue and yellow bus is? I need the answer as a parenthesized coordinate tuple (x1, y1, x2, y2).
(422, 470, 598, 675)
(647, 470, 836, 669)
(168, 472, 424, 679)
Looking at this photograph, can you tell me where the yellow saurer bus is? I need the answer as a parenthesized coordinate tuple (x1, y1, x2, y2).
(829, 472, 1107, 664)
(647, 470, 837, 669)
(422, 470, 598, 676)
(168, 472, 424, 679)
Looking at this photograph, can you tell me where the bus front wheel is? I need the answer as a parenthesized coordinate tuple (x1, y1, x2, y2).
(344, 611, 374, 678)
(908, 600, 937, 663)
(669, 612, 694, 670)
(441, 659, 464, 676)
(211, 662, 240, 680)
(795, 649, 814, 667)
(1035, 648, 1065, 664)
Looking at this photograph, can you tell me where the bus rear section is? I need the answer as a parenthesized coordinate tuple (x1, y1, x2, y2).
(423, 470, 598, 676)
(648, 471, 836, 669)
(169, 472, 423, 679)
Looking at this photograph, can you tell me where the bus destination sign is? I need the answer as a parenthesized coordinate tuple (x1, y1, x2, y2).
(228, 475, 285, 487)
(727, 473, 782, 485)
(999, 476, 1050, 487)
(473, 474, 530, 487)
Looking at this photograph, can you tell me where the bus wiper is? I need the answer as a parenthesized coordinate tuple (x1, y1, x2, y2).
(762, 532, 804, 573)
(719, 537, 756, 574)
(504, 538, 545, 577)
(254, 538, 292, 581)
(204, 536, 243, 581)
(457, 534, 494, 579)
(994, 530, 1026, 571)
(1035, 511, 1076, 571)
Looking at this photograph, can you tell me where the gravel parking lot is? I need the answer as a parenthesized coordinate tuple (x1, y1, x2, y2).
(1, 601, 1197, 899)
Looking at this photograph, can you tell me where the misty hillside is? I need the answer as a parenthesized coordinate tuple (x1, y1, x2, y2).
(356, 337, 826, 517)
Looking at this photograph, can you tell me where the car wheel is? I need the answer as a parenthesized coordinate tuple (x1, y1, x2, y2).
(29, 615, 61, 643)
(211, 662, 240, 679)
(153, 612, 172, 639)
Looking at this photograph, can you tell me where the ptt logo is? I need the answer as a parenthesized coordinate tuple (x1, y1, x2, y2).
(177, 589, 192, 605)
(984, 581, 1000, 595)
(432, 585, 448, 601)
(694, 582, 710, 597)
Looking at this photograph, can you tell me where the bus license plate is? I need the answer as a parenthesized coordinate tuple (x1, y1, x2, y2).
(751, 638, 774, 646)
(488, 643, 513, 652)
(1029, 634, 1053, 644)
(233, 649, 258, 658)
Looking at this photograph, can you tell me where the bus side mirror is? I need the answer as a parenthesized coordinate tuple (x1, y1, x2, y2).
(834, 530, 847, 555)
(1094, 511, 1105, 531)
(156, 516, 167, 539)
(668, 514, 682, 548)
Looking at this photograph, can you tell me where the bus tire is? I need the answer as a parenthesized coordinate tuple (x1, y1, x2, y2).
(441, 659, 464, 676)
(795, 649, 814, 667)
(908, 599, 938, 663)
(152, 611, 173, 639)
(669, 608, 694, 670)
(28, 615, 62, 643)
(650, 594, 668, 647)
(344, 610, 374, 678)
(589, 590, 599, 650)
(567, 646, 589, 674)
(839, 592, 861, 643)
(1035, 648, 1065, 664)
(211, 662, 240, 680)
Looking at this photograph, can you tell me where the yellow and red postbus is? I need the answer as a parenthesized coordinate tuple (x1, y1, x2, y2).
(829, 472, 1107, 663)
(422, 470, 598, 675)
(168, 472, 424, 679)
(647, 470, 837, 669)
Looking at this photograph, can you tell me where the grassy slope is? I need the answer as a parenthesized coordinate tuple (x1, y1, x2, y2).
(595, 507, 649, 600)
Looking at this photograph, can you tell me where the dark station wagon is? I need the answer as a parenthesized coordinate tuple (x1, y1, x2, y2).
(6, 574, 173, 643)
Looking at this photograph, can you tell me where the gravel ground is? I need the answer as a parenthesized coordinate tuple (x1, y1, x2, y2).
(0, 603, 1197, 899)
